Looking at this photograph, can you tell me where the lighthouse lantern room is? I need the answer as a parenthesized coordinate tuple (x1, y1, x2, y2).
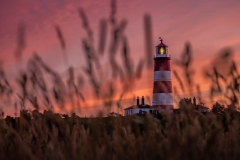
(156, 38, 168, 55)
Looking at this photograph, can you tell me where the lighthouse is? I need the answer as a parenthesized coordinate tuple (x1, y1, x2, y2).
(124, 37, 173, 116)
(152, 37, 173, 110)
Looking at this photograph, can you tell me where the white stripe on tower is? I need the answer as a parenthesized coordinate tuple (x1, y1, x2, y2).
(154, 71, 171, 81)
(152, 93, 173, 106)
(152, 37, 173, 110)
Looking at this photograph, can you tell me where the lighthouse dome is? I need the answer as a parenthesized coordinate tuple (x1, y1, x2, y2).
(156, 39, 168, 47)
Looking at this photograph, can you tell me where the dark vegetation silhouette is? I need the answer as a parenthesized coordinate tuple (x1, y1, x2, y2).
(0, 0, 240, 159)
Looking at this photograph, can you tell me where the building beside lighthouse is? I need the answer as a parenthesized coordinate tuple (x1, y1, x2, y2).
(124, 96, 154, 116)
(124, 37, 173, 115)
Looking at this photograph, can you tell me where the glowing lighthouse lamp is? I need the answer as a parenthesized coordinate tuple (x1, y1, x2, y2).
(152, 37, 173, 111)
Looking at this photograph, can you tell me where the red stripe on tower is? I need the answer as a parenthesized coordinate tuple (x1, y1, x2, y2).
(152, 37, 173, 111)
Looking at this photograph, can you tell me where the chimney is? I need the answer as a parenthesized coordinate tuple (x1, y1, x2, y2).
(142, 96, 145, 105)
(136, 97, 140, 105)
(193, 97, 196, 106)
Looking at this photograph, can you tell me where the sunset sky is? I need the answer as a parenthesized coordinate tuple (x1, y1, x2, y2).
(1, 0, 240, 116)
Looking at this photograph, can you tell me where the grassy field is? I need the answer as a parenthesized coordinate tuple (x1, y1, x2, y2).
(1, 108, 240, 159)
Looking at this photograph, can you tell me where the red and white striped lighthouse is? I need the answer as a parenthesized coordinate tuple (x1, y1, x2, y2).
(152, 37, 173, 110)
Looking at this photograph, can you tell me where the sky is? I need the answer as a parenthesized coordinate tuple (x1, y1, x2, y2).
(0, 0, 240, 116)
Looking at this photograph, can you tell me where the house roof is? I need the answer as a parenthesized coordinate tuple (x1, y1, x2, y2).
(124, 104, 152, 110)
